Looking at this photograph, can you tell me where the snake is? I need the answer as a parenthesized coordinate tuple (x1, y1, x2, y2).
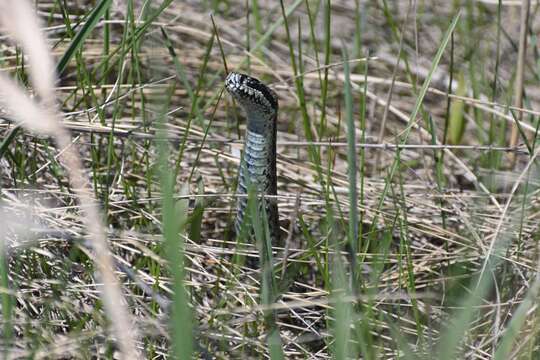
(225, 72, 280, 244)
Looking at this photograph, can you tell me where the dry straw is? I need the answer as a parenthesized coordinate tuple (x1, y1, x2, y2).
(0, 1, 140, 358)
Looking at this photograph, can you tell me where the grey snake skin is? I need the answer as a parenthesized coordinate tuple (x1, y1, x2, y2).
(225, 72, 280, 244)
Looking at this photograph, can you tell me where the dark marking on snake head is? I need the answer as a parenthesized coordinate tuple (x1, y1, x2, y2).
(225, 72, 278, 112)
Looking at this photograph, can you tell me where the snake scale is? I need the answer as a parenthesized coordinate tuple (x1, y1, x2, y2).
(225, 72, 280, 244)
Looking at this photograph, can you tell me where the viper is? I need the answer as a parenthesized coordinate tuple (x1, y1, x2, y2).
(225, 72, 280, 244)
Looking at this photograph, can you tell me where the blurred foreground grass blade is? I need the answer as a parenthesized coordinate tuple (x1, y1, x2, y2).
(437, 272, 493, 360)
(447, 72, 467, 145)
(247, 188, 285, 359)
(493, 277, 540, 360)
(0, 224, 13, 358)
(329, 219, 356, 359)
(188, 178, 205, 243)
(156, 88, 193, 359)
(332, 267, 353, 360)
(438, 146, 540, 359)
(56, 0, 112, 76)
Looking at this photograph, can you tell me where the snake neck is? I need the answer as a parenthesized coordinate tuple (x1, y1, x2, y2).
(235, 114, 279, 242)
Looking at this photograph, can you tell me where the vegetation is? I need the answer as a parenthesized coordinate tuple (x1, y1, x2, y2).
(0, 0, 539, 358)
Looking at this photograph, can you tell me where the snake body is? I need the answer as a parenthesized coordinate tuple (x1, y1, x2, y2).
(225, 72, 280, 244)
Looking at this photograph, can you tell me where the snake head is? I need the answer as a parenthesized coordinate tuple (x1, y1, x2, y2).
(225, 72, 278, 120)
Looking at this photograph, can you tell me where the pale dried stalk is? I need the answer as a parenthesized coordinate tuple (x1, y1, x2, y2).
(54, 127, 140, 359)
(0, 0, 140, 358)
(0, 0, 55, 106)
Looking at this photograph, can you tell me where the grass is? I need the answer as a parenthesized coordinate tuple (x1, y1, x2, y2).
(1, 0, 540, 358)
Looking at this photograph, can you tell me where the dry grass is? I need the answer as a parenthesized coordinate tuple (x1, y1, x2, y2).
(1, 0, 540, 359)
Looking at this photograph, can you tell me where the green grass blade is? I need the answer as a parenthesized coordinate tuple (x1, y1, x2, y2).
(156, 87, 193, 359)
(341, 44, 359, 276)
(447, 72, 467, 145)
(493, 283, 538, 360)
(56, 0, 113, 76)
(246, 188, 285, 359)
(0, 232, 13, 358)
(0, 124, 21, 161)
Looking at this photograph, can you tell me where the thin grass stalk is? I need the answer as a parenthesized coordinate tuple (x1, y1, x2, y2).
(487, 0, 503, 172)
(0, 219, 13, 357)
(247, 187, 285, 359)
(508, 0, 530, 166)
(358, 53, 368, 269)
(341, 45, 359, 278)
(245, 0, 251, 72)
(380, 0, 419, 94)
(156, 88, 193, 359)
(303, 0, 322, 137)
(330, 217, 355, 359)
(321, 0, 332, 140)
(104, 11, 130, 215)
(439, 31, 455, 230)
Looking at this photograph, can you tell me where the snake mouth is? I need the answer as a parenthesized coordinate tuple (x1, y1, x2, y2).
(225, 72, 278, 111)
